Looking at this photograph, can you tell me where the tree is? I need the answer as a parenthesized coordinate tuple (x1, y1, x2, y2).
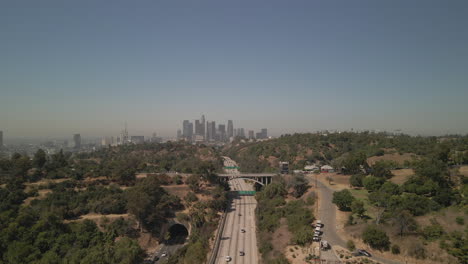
(351, 200, 366, 218)
(413, 158, 448, 184)
(184, 192, 198, 203)
(293, 226, 315, 246)
(379, 181, 400, 195)
(332, 189, 355, 211)
(342, 152, 368, 175)
(291, 174, 309, 198)
(363, 176, 385, 192)
(33, 149, 47, 169)
(186, 174, 201, 193)
(362, 225, 390, 250)
(371, 160, 393, 179)
(350, 174, 364, 187)
(125, 189, 151, 231)
(393, 210, 417, 236)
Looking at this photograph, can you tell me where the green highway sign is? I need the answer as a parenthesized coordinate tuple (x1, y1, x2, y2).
(238, 191, 256, 196)
(224, 166, 239, 169)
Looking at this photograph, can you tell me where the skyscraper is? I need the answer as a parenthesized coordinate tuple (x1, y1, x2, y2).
(206, 121, 216, 141)
(261, 128, 268, 139)
(177, 129, 182, 140)
(0, 130, 3, 149)
(227, 120, 233, 138)
(200, 115, 205, 138)
(195, 120, 201, 135)
(218, 124, 226, 142)
(248, 130, 254, 139)
(73, 134, 81, 149)
(240, 128, 245, 138)
(182, 120, 193, 141)
(120, 123, 129, 144)
(188, 122, 194, 140)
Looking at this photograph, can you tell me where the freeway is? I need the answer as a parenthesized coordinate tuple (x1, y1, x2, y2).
(214, 157, 259, 264)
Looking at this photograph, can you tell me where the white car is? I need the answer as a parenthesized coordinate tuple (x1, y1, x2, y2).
(225, 256, 232, 262)
(161, 252, 167, 257)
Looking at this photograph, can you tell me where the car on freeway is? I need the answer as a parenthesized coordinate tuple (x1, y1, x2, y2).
(239, 251, 245, 256)
(357, 249, 372, 257)
(225, 256, 232, 262)
(241, 228, 246, 233)
(238, 213, 242, 216)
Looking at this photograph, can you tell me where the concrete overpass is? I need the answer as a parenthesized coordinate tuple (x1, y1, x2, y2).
(217, 173, 277, 185)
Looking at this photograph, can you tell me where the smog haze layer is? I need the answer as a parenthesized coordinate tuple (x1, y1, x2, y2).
(2, 0, 468, 138)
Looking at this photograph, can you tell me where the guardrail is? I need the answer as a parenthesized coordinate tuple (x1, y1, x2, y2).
(207, 203, 229, 264)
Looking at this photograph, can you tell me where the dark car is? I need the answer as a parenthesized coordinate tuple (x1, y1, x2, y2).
(239, 251, 245, 256)
(358, 249, 372, 257)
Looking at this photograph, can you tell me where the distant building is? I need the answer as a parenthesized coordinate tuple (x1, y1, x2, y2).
(101, 137, 113, 146)
(227, 120, 234, 138)
(195, 120, 201, 135)
(320, 165, 334, 173)
(206, 121, 216, 141)
(279, 161, 289, 174)
(248, 130, 254, 139)
(177, 129, 182, 140)
(151, 133, 162, 143)
(256, 128, 268, 139)
(304, 165, 319, 172)
(0, 130, 3, 148)
(131, 136, 145, 144)
(218, 124, 226, 142)
(73, 134, 81, 149)
(120, 125, 129, 144)
(239, 128, 245, 138)
(200, 115, 206, 138)
(194, 134, 204, 143)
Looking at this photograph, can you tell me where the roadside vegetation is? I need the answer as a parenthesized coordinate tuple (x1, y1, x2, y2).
(226, 132, 468, 263)
(255, 175, 315, 264)
(0, 142, 226, 264)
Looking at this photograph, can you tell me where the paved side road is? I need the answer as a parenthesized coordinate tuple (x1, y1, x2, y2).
(315, 178, 402, 264)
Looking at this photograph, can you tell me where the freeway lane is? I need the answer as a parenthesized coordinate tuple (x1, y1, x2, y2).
(215, 157, 259, 264)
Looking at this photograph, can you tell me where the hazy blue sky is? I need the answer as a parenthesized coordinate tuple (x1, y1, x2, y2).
(1, 0, 468, 139)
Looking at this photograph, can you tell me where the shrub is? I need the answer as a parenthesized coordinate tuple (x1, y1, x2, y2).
(362, 225, 390, 250)
(347, 240, 356, 251)
(422, 223, 444, 241)
(455, 216, 464, 225)
(408, 241, 426, 259)
(391, 245, 400, 254)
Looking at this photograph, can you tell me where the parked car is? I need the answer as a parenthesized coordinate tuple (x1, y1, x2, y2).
(320, 240, 330, 250)
(313, 236, 321, 242)
(358, 249, 372, 257)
